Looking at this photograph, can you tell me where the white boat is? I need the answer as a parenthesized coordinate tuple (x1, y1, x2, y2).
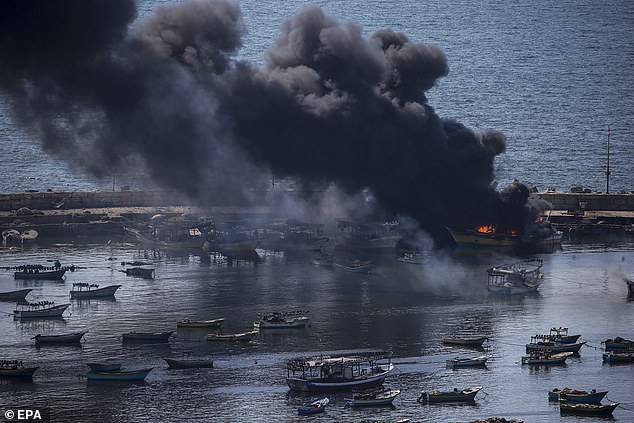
(253, 311, 310, 330)
(14, 301, 70, 319)
(397, 250, 427, 265)
(487, 259, 543, 295)
(345, 388, 401, 407)
(205, 330, 258, 342)
(446, 354, 492, 368)
(177, 318, 224, 328)
(521, 351, 573, 365)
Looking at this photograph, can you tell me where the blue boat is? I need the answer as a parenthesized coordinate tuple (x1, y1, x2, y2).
(548, 388, 608, 404)
(86, 368, 152, 381)
(298, 398, 329, 415)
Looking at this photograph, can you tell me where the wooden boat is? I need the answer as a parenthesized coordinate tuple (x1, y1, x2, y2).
(334, 259, 373, 273)
(487, 259, 543, 295)
(205, 331, 258, 342)
(286, 351, 394, 392)
(70, 283, 121, 298)
(87, 368, 153, 381)
(33, 331, 86, 344)
(521, 351, 573, 365)
(345, 388, 401, 407)
(14, 301, 70, 319)
(533, 327, 581, 344)
(446, 354, 492, 368)
(442, 336, 488, 347)
(602, 351, 634, 363)
(418, 386, 482, 403)
(253, 311, 310, 330)
(87, 363, 121, 372)
(297, 398, 329, 415)
(0, 360, 38, 378)
(164, 358, 214, 369)
(602, 337, 634, 351)
(548, 388, 608, 404)
(525, 337, 585, 353)
(0, 288, 32, 302)
(559, 402, 619, 416)
(122, 267, 155, 279)
(397, 250, 427, 265)
(14, 267, 67, 280)
(177, 318, 224, 328)
(122, 331, 173, 342)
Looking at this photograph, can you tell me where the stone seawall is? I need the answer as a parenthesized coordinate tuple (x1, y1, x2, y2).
(536, 192, 634, 212)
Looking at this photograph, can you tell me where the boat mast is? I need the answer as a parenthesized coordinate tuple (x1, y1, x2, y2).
(605, 125, 611, 194)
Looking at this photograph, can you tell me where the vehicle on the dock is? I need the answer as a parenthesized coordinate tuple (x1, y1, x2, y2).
(0, 360, 38, 378)
(418, 386, 482, 403)
(344, 388, 401, 407)
(14, 301, 70, 319)
(14, 265, 67, 280)
(176, 318, 224, 328)
(521, 351, 573, 365)
(548, 388, 608, 404)
(602, 337, 634, 351)
(602, 351, 634, 363)
(487, 259, 543, 296)
(297, 397, 329, 415)
(253, 311, 310, 330)
(164, 358, 214, 369)
(446, 354, 492, 368)
(33, 331, 86, 345)
(525, 336, 585, 353)
(86, 368, 153, 381)
(534, 327, 581, 344)
(286, 350, 394, 392)
(559, 402, 619, 416)
(70, 283, 121, 299)
(334, 259, 373, 273)
(87, 362, 122, 373)
(0, 288, 32, 302)
(397, 250, 428, 265)
(122, 331, 173, 342)
(442, 336, 488, 348)
(122, 267, 155, 279)
(205, 330, 258, 342)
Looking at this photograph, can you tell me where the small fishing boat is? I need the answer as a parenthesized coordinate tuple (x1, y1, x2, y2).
(177, 318, 224, 328)
(87, 368, 153, 381)
(548, 388, 608, 404)
(418, 386, 482, 403)
(205, 331, 258, 342)
(397, 250, 427, 265)
(87, 362, 121, 373)
(14, 301, 70, 319)
(334, 259, 373, 273)
(164, 358, 214, 369)
(0, 360, 38, 378)
(442, 336, 488, 348)
(602, 337, 634, 351)
(122, 267, 155, 279)
(70, 283, 121, 298)
(0, 288, 32, 302)
(521, 352, 573, 365)
(532, 327, 581, 344)
(487, 259, 543, 295)
(122, 331, 173, 342)
(253, 311, 310, 330)
(602, 351, 634, 363)
(14, 265, 67, 280)
(525, 336, 585, 353)
(297, 398, 329, 415)
(344, 388, 401, 407)
(559, 402, 619, 416)
(33, 331, 86, 344)
(446, 354, 492, 368)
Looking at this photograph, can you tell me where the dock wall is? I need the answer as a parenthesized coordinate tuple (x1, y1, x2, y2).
(536, 192, 634, 212)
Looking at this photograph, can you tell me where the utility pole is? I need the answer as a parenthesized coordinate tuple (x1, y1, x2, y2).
(605, 125, 611, 194)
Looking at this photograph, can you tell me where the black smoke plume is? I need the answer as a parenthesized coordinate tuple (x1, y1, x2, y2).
(0, 0, 541, 235)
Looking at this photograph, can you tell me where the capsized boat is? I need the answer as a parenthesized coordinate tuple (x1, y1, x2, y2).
(602, 337, 634, 351)
(297, 397, 329, 415)
(0, 288, 32, 302)
(559, 402, 619, 416)
(14, 301, 70, 319)
(286, 350, 394, 392)
(87, 362, 122, 373)
(446, 354, 492, 368)
(344, 388, 401, 407)
(33, 331, 86, 344)
(87, 368, 153, 381)
(205, 330, 258, 342)
(442, 336, 488, 348)
(164, 358, 214, 369)
(521, 352, 573, 365)
(0, 360, 38, 378)
(70, 283, 121, 298)
(418, 386, 482, 403)
(122, 331, 173, 342)
(177, 318, 224, 328)
(487, 259, 543, 295)
(253, 311, 310, 330)
(548, 388, 607, 404)
(602, 351, 634, 363)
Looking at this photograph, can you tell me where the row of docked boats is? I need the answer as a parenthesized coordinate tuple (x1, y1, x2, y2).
(549, 388, 620, 416)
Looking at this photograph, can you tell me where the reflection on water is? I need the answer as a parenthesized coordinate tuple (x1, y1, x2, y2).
(0, 241, 633, 422)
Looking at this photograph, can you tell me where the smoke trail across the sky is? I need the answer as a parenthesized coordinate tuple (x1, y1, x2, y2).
(0, 0, 542, 233)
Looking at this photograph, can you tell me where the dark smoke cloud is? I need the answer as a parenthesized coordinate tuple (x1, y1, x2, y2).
(0, 0, 539, 234)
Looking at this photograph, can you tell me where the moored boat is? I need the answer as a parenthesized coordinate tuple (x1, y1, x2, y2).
(548, 388, 607, 404)
(33, 331, 86, 344)
(345, 388, 401, 407)
(446, 354, 492, 368)
(418, 386, 482, 403)
(525, 336, 585, 353)
(534, 327, 581, 344)
(334, 259, 373, 273)
(286, 350, 394, 392)
(87, 368, 153, 381)
(559, 402, 619, 416)
(14, 301, 70, 319)
(122, 331, 173, 342)
(70, 283, 121, 298)
(253, 311, 310, 330)
(87, 362, 122, 373)
(14, 267, 67, 280)
(602, 351, 634, 363)
(205, 330, 258, 342)
(397, 250, 427, 265)
(177, 318, 224, 328)
(442, 336, 488, 348)
(602, 337, 634, 351)
(298, 397, 329, 415)
(0, 288, 32, 302)
(122, 267, 155, 279)
(521, 352, 573, 365)
(164, 358, 214, 369)
(487, 259, 543, 295)
(0, 360, 38, 378)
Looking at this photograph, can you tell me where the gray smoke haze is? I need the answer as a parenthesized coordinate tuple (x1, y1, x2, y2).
(0, 0, 542, 235)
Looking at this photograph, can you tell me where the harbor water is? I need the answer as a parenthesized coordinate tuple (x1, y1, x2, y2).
(0, 240, 633, 422)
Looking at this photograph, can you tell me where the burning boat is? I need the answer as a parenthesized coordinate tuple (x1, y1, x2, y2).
(447, 223, 562, 251)
(487, 259, 544, 296)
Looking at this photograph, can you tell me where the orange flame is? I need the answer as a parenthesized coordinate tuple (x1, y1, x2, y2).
(476, 225, 496, 234)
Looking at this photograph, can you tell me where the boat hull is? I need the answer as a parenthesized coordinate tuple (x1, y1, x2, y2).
(14, 269, 66, 280)
(34, 332, 85, 344)
(177, 318, 224, 328)
(14, 304, 70, 319)
(87, 368, 152, 381)
(526, 342, 585, 354)
(0, 367, 39, 378)
(0, 289, 32, 302)
(442, 337, 488, 347)
(602, 352, 634, 363)
(560, 403, 619, 416)
(70, 285, 121, 298)
(164, 358, 213, 369)
(286, 367, 392, 392)
(122, 332, 173, 342)
(522, 352, 573, 365)
(549, 390, 607, 404)
(446, 355, 491, 368)
(419, 387, 482, 403)
(254, 317, 310, 330)
(346, 390, 401, 407)
(205, 331, 257, 342)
